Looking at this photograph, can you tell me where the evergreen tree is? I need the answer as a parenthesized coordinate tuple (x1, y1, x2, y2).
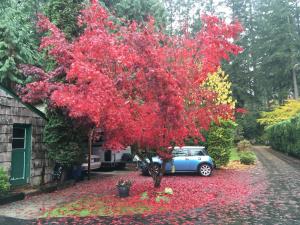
(100, 0, 166, 27)
(221, 0, 300, 107)
(215, 0, 300, 140)
(164, 0, 203, 35)
(45, 0, 84, 40)
(220, 0, 260, 109)
(256, 0, 300, 103)
(0, 0, 42, 88)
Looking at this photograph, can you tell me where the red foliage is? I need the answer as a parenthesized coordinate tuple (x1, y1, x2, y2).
(29, 169, 266, 220)
(20, 1, 242, 156)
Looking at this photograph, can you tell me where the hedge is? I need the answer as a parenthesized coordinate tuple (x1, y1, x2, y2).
(207, 120, 236, 167)
(266, 114, 300, 158)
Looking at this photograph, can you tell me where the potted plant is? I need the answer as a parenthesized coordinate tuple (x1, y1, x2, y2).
(116, 179, 132, 197)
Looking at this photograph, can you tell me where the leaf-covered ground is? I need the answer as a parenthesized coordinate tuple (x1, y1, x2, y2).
(3, 147, 299, 224)
(41, 167, 265, 219)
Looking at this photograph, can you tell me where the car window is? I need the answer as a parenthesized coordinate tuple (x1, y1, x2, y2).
(190, 150, 204, 156)
(187, 148, 207, 156)
(172, 149, 188, 157)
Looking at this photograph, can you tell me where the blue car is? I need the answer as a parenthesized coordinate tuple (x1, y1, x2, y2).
(140, 146, 214, 176)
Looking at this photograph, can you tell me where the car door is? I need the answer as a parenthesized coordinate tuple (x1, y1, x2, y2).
(188, 148, 205, 171)
(173, 148, 189, 171)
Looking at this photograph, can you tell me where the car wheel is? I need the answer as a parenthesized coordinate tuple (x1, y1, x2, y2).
(198, 163, 212, 176)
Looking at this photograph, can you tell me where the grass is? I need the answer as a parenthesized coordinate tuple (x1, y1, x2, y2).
(222, 147, 256, 170)
(43, 197, 152, 218)
(230, 147, 240, 161)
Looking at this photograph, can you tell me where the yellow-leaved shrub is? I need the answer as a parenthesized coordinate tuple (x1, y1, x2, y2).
(257, 100, 300, 127)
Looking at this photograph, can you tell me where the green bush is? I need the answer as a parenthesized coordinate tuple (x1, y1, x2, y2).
(0, 167, 10, 195)
(237, 139, 252, 151)
(266, 114, 300, 158)
(239, 151, 256, 165)
(207, 120, 236, 167)
(44, 109, 88, 167)
(209, 146, 231, 166)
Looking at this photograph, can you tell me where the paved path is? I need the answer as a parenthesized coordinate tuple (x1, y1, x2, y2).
(191, 146, 300, 225)
(1, 146, 300, 224)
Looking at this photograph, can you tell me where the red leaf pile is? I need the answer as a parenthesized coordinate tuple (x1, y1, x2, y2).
(30, 169, 266, 219)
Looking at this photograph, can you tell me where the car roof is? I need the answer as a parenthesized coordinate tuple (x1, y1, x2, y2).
(174, 146, 205, 149)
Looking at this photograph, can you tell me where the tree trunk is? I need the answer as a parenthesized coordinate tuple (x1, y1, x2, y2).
(88, 128, 94, 180)
(148, 161, 167, 188)
(293, 65, 299, 99)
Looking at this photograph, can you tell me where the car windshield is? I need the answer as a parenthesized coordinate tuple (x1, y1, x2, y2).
(202, 148, 208, 155)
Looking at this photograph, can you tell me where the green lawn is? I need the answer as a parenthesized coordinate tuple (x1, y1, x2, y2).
(43, 196, 154, 218)
(230, 148, 240, 161)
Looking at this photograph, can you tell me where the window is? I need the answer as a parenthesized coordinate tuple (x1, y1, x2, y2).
(12, 127, 26, 149)
(187, 147, 207, 156)
(172, 149, 188, 157)
(191, 150, 204, 156)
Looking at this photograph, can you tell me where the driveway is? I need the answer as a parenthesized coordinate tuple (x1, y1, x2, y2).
(1, 146, 300, 224)
(189, 146, 300, 225)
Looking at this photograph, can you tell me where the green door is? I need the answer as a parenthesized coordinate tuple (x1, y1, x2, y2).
(11, 125, 31, 186)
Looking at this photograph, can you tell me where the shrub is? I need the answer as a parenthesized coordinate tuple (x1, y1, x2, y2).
(44, 109, 88, 167)
(266, 114, 300, 158)
(0, 167, 10, 195)
(239, 151, 256, 165)
(237, 139, 252, 151)
(209, 147, 231, 166)
(207, 120, 236, 167)
(258, 100, 300, 127)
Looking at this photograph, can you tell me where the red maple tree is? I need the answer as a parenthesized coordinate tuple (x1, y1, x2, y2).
(20, 0, 242, 187)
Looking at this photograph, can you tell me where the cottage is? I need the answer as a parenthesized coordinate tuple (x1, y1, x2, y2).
(0, 84, 52, 187)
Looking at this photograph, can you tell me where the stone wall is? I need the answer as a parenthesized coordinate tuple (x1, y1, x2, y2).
(0, 88, 53, 186)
